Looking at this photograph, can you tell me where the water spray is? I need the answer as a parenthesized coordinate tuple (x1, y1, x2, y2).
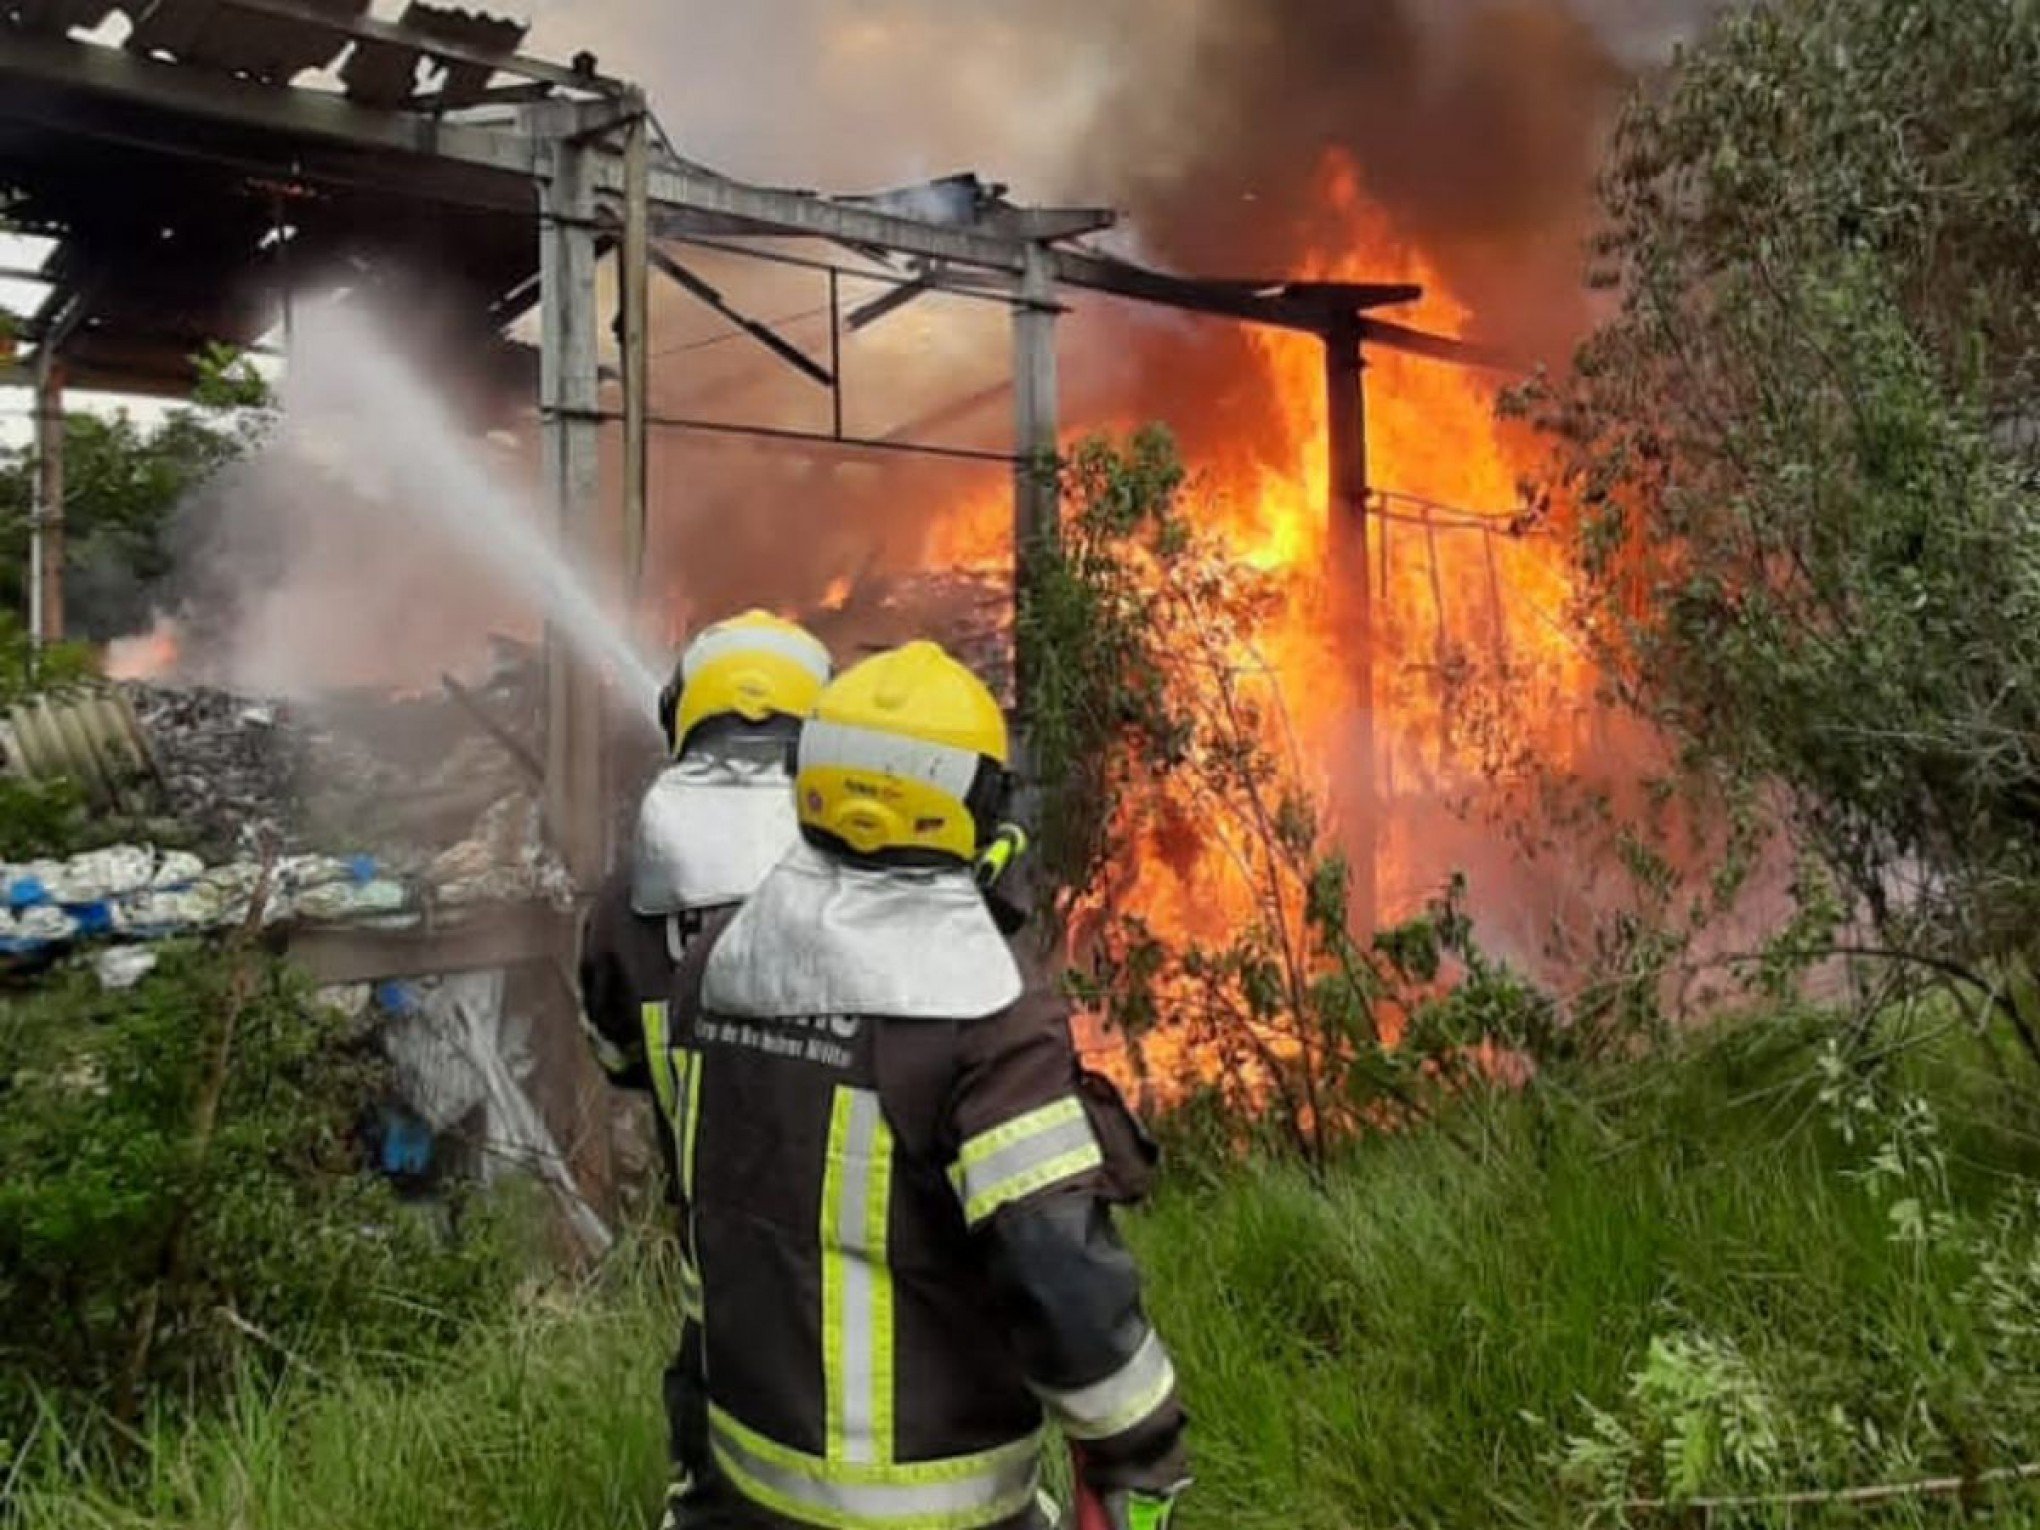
(280, 297, 667, 725)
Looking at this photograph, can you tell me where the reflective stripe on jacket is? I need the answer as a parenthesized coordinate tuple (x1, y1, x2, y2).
(662, 918, 1187, 1530)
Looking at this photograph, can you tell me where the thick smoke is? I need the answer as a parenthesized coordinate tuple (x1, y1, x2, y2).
(528, 0, 1722, 634)
(533, 0, 1716, 357)
(147, 2, 1723, 693)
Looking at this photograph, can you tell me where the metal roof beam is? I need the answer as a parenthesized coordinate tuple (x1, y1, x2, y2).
(0, 40, 1049, 274)
(0, 26, 546, 185)
(1354, 317, 1520, 372)
(648, 245, 833, 388)
(844, 274, 934, 333)
(1047, 249, 1416, 331)
(637, 178, 1032, 275)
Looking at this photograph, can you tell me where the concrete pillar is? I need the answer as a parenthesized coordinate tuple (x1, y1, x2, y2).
(1325, 321, 1378, 936)
(1011, 243, 1061, 703)
(29, 352, 64, 647)
(538, 135, 609, 886)
(1013, 242, 1063, 554)
(619, 97, 651, 601)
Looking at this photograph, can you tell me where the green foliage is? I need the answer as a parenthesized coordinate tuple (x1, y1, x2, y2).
(1016, 425, 1195, 926)
(0, 610, 103, 857)
(0, 777, 89, 861)
(1027, 431, 1574, 1165)
(1136, 1017, 2040, 1528)
(0, 607, 96, 707)
(0, 349, 269, 637)
(1561, 1332, 1785, 1514)
(1510, 0, 2040, 1042)
(0, 944, 524, 1444)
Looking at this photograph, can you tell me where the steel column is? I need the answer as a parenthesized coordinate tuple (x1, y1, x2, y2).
(1325, 322, 1377, 936)
(538, 136, 608, 885)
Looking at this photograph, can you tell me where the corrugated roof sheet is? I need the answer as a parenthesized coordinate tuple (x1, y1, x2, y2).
(6, 0, 528, 108)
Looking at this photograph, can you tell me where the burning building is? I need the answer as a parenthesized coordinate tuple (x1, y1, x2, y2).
(1, 0, 1710, 1146)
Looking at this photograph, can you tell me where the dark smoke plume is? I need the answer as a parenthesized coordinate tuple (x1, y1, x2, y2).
(534, 0, 1717, 355)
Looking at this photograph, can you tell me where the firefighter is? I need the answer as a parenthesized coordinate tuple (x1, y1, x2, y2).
(579, 607, 834, 1530)
(649, 639, 1189, 1530)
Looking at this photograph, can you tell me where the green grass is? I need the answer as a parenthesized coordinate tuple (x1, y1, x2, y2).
(4, 1276, 670, 1530)
(1143, 1017, 2040, 1528)
(10, 1016, 2040, 1529)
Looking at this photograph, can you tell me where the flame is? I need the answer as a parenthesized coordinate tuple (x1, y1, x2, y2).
(821, 574, 854, 611)
(920, 151, 1599, 1083)
(105, 619, 184, 682)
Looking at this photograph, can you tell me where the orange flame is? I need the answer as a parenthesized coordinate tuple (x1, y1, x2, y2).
(104, 619, 183, 683)
(922, 151, 1598, 1083)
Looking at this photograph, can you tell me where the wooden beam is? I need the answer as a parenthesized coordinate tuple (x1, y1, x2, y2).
(282, 901, 579, 984)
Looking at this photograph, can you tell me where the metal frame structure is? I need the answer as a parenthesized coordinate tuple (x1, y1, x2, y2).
(1, 3, 1502, 933)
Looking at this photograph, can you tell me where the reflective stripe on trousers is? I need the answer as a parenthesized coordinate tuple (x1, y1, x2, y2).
(948, 1096, 1103, 1228)
(710, 1405, 1042, 1530)
(643, 1001, 707, 1326)
(822, 1086, 894, 1464)
(640, 1001, 706, 1202)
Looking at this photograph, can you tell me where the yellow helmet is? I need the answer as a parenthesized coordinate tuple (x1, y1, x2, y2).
(660, 609, 832, 754)
(796, 640, 1010, 864)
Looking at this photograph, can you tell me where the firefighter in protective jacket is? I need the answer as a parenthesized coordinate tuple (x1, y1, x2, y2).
(579, 608, 834, 1529)
(649, 640, 1189, 1530)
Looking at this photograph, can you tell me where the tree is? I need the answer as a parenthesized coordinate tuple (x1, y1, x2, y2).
(0, 344, 269, 637)
(1021, 430, 1565, 1164)
(1509, 0, 2040, 1051)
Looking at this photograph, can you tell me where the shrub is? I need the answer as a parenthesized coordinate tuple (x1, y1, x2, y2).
(0, 943, 524, 1443)
(1509, 0, 2040, 1052)
(1022, 431, 1572, 1165)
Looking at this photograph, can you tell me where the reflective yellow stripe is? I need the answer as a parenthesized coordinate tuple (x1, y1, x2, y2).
(641, 1001, 677, 1117)
(1033, 1328, 1177, 1441)
(956, 1096, 1085, 1169)
(867, 1102, 895, 1464)
(821, 1086, 895, 1465)
(821, 1091, 852, 1464)
(678, 1254, 704, 1322)
(681, 1049, 703, 1201)
(580, 1012, 637, 1080)
(710, 1406, 1039, 1530)
(949, 1096, 1102, 1228)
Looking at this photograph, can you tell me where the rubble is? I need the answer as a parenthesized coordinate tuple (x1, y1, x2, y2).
(0, 631, 582, 972)
(805, 568, 1014, 705)
(126, 683, 307, 851)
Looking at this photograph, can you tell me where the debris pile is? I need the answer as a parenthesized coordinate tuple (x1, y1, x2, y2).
(1, 826, 574, 962)
(126, 684, 306, 849)
(805, 569, 1013, 704)
(4, 639, 574, 966)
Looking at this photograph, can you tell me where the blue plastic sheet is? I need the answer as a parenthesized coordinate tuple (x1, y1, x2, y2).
(6, 877, 50, 910)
